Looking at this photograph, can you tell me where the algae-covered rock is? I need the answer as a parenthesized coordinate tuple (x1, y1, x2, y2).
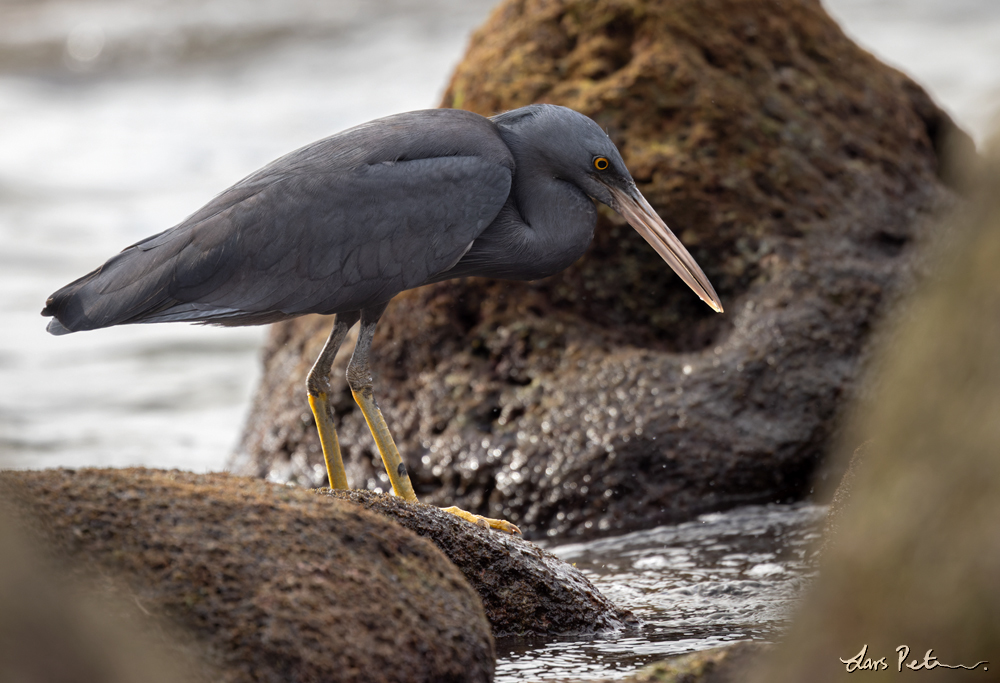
(231, 0, 965, 538)
(0, 508, 207, 683)
(748, 146, 1000, 682)
(551, 642, 770, 683)
(0, 468, 495, 683)
(626, 642, 768, 683)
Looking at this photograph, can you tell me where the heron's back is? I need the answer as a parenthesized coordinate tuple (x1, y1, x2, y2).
(43, 109, 514, 334)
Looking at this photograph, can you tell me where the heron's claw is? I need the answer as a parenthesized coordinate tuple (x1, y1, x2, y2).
(441, 506, 521, 535)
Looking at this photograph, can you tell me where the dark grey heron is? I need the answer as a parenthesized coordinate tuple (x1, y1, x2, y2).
(42, 104, 722, 534)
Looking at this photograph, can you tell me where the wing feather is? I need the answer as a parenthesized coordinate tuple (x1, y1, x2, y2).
(43, 109, 515, 333)
(46, 155, 511, 330)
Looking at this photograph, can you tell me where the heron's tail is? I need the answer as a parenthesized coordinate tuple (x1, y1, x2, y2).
(42, 268, 105, 335)
(44, 315, 74, 336)
(41, 229, 276, 334)
(41, 238, 182, 335)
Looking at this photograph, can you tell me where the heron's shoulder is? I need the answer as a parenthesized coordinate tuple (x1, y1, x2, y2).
(252, 109, 513, 180)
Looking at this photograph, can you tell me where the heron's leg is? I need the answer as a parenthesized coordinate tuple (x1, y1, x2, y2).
(348, 304, 520, 535)
(307, 311, 360, 489)
(346, 304, 417, 501)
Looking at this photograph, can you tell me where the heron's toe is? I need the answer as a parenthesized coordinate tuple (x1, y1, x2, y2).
(440, 506, 521, 535)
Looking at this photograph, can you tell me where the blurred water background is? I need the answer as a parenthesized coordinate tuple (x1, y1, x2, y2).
(0, 0, 499, 471)
(0, 0, 997, 680)
(1, 0, 997, 473)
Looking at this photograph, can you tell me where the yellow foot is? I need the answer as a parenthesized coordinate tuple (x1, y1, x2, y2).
(441, 506, 521, 535)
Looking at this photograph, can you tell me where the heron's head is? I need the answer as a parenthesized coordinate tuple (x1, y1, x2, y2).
(495, 104, 724, 314)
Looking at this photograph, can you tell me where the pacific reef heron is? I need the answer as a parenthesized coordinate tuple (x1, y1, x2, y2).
(42, 104, 723, 534)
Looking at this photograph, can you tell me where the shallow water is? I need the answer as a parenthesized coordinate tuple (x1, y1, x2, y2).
(0, 1, 996, 680)
(496, 503, 826, 681)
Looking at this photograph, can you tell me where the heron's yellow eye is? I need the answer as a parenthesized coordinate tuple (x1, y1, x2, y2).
(594, 157, 609, 171)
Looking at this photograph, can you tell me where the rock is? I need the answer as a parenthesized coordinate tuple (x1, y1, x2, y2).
(0, 507, 205, 683)
(0, 468, 495, 683)
(549, 642, 770, 683)
(230, 0, 966, 539)
(818, 439, 870, 551)
(322, 488, 636, 636)
(749, 146, 1000, 681)
(627, 642, 769, 683)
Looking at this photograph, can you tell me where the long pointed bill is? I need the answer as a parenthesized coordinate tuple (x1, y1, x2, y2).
(608, 184, 724, 313)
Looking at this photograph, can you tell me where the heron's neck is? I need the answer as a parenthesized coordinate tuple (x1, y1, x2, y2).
(427, 122, 598, 284)
(504, 126, 596, 254)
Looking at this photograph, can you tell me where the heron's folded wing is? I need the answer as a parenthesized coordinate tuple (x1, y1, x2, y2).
(55, 155, 511, 329)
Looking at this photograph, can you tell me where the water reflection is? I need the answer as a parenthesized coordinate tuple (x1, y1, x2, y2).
(496, 503, 826, 681)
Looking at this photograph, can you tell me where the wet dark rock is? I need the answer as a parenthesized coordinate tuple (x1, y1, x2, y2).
(231, 0, 966, 539)
(322, 488, 636, 637)
(750, 147, 1000, 681)
(0, 468, 495, 683)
